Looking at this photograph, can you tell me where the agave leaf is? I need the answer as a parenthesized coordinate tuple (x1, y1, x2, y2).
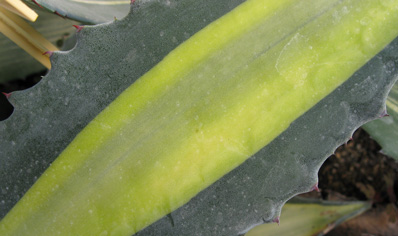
(136, 37, 398, 236)
(1, 0, 398, 235)
(0, 8, 78, 84)
(24, 0, 130, 24)
(245, 198, 371, 236)
(363, 81, 398, 160)
(0, 0, 247, 221)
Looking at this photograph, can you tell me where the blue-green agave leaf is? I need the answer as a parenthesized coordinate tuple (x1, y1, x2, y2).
(0, 0, 397, 235)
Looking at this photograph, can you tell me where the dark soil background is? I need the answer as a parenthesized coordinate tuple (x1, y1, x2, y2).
(320, 129, 398, 236)
(1, 74, 398, 235)
(301, 128, 398, 236)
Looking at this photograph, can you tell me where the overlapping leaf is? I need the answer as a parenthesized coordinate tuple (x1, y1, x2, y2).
(25, 0, 130, 24)
(246, 198, 370, 236)
(363, 82, 398, 160)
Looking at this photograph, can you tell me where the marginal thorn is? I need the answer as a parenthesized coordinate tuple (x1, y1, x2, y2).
(42, 51, 53, 57)
(2, 92, 11, 99)
(272, 216, 280, 225)
(345, 137, 353, 145)
(131, 0, 136, 4)
(31, 0, 43, 8)
(380, 109, 389, 118)
(73, 25, 84, 32)
(311, 182, 320, 192)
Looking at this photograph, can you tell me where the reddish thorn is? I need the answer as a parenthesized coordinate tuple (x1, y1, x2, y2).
(73, 25, 84, 32)
(31, 0, 43, 8)
(380, 110, 389, 118)
(42, 51, 53, 57)
(311, 182, 320, 192)
(130, 0, 136, 4)
(54, 11, 65, 19)
(272, 216, 280, 225)
(2, 92, 11, 99)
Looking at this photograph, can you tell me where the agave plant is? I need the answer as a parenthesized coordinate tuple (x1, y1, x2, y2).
(0, 0, 397, 235)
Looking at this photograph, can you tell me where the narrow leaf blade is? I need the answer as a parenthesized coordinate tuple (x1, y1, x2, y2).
(363, 81, 398, 160)
(245, 198, 371, 236)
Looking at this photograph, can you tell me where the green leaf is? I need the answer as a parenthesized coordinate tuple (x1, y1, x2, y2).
(1, 0, 247, 221)
(1, 0, 397, 235)
(245, 198, 371, 236)
(136, 38, 398, 236)
(25, 0, 130, 24)
(363, 81, 398, 160)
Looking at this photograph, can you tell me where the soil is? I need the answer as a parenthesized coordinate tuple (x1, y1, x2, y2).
(1, 75, 398, 235)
